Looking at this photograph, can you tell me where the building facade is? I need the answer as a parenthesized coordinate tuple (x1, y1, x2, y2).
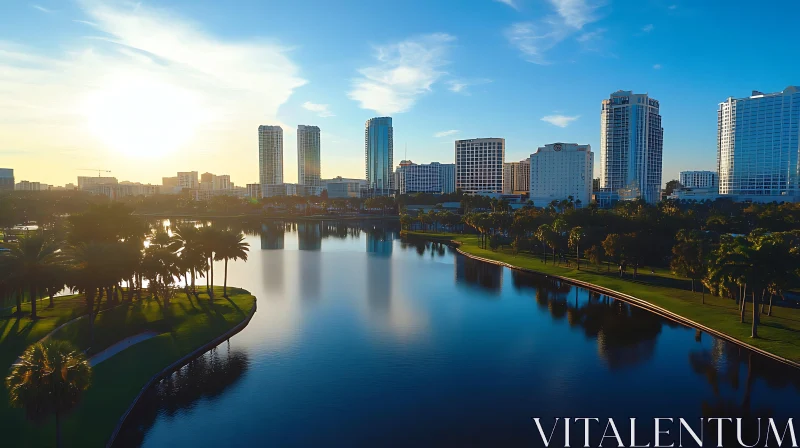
(324, 177, 367, 198)
(246, 183, 262, 199)
(365, 117, 393, 195)
(77, 176, 118, 190)
(298, 125, 321, 187)
(455, 138, 505, 194)
(0, 168, 14, 191)
(503, 158, 531, 195)
(264, 183, 297, 198)
(530, 143, 593, 208)
(718, 87, 800, 200)
(259, 125, 284, 191)
(680, 170, 718, 189)
(600, 91, 664, 203)
(395, 161, 455, 195)
(176, 172, 198, 190)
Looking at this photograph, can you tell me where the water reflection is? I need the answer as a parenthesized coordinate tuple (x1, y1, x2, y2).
(115, 345, 249, 448)
(259, 222, 285, 250)
(119, 222, 800, 448)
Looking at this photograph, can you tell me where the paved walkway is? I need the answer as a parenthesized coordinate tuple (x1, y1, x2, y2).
(89, 331, 160, 366)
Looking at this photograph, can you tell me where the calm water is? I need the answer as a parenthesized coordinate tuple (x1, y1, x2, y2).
(116, 221, 800, 447)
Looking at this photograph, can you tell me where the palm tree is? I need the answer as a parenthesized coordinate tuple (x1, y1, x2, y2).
(171, 224, 203, 293)
(199, 226, 223, 299)
(214, 231, 250, 297)
(64, 242, 110, 346)
(569, 226, 585, 270)
(0, 234, 62, 319)
(6, 340, 92, 448)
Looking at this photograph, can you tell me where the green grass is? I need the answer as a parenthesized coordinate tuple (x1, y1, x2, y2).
(1, 287, 256, 448)
(405, 231, 800, 363)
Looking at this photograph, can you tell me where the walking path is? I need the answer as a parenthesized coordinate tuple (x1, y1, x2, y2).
(89, 332, 159, 366)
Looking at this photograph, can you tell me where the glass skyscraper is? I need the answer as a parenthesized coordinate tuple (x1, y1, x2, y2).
(258, 125, 284, 191)
(599, 91, 663, 204)
(365, 117, 393, 195)
(717, 86, 800, 199)
(297, 125, 321, 187)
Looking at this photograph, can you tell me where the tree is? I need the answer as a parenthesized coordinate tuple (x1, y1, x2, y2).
(6, 340, 92, 448)
(399, 214, 413, 231)
(670, 229, 711, 301)
(199, 226, 224, 298)
(602, 233, 624, 276)
(0, 234, 63, 319)
(569, 226, 585, 270)
(214, 230, 250, 297)
(65, 242, 111, 345)
(665, 179, 683, 196)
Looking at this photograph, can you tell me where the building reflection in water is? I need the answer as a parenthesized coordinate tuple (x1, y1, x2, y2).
(113, 345, 250, 448)
(260, 222, 285, 250)
(297, 222, 321, 251)
(454, 255, 502, 294)
(366, 228, 394, 314)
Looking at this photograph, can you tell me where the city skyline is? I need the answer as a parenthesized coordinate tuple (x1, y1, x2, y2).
(2, 1, 798, 187)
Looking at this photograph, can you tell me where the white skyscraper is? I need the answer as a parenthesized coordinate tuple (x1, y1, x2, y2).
(680, 171, 718, 189)
(600, 91, 664, 203)
(297, 125, 321, 187)
(455, 138, 504, 194)
(718, 87, 800, 200)
(530, 143, 593, 208)
(259, 125, 284, 190)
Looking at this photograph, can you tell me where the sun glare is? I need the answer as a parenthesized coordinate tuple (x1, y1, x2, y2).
(83, 75, 207, 158)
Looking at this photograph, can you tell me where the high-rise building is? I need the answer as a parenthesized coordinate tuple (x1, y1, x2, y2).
(176, 171, 198, 190)
(600, 91, 664, 203)
(718, 87, 800, 199)
(455, 138, 505, 194)
(0, 168, 14, 191)
(365, 117, 393, 195)
(680, 171, 718, 189)
(503, 158, 531, 195)
(298, 125, 321, 187)
(530, 143, 593, 208)
(214, 174, 231, 191)
(395, 161, 454, 195)
(259, 125, 284, 190)
(77, 176, 118, 190)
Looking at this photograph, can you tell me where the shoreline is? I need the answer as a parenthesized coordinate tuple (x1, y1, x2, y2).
(104, 298, 258, 447)
(404, 231, 800, 370)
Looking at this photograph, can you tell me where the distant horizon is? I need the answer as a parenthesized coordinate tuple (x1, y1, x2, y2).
(2, 0, 797, 187)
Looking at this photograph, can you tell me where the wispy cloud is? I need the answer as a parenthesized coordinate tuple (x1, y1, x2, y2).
(653, 63, 662, 70)
(446, 78, 491, 94)
(1, 1, 306, 182)
(506, 0, 605, 64)
(577, 28, 605, 42)
(31, 4, 53, 13)
(348, 33, 454, 115)
(541, 114, 579, 127)
(668, 4, 677, 10)
(494, 0, 520, 10)
(642, 24, 654, 33)
(302, 101, 334, 117)
(434, 130, 459, 138)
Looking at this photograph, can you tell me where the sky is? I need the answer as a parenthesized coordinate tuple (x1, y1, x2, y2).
(1, 0, 798, 188)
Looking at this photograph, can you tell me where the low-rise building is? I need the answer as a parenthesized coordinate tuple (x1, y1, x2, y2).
(323, 177, 367, 198)
(679, 171, 718, 189)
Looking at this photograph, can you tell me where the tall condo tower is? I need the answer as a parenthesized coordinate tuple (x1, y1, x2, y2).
(455, 138, 505, 194)
(259, 125, 284, 190)
(365, 117, 394, 195)
(297, 125, 321, 187)
(718, 87, 800, 199)
(600, 91, 664, 203)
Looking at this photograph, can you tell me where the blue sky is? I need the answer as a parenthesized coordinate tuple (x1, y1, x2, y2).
(1, 0, 797, 187)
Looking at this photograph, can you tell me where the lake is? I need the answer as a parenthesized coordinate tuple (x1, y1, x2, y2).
(115, 221, 800, 447)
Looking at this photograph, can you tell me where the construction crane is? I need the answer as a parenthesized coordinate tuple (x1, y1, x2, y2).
(78, 169, 112, 177)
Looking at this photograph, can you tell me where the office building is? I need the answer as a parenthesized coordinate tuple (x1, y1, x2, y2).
(264, 183, 297, 198)
(77, 176, 118, 190)
(177, 171, 199, 190)
(455, 138, 505, 194)
(503, 158, 530, 195)
(365, 117, 393, 195)
(324, 177, 367, 198)
(298, 125, 321, 187)
(600, 91, 664, 203)
(718, 87, 800, 200)
(162, 176, 178, 188)
(395, 161, 455, 195)
(0, 168, 13, 191)
(15, 181, 47, 191)
(259, 125, 284, 192)
(246, 183, 262, 199)
(530, 143, 593, 208)
(680, 171, 718, 190)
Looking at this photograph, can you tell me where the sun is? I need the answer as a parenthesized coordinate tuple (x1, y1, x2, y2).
(82, 74, 206, 158)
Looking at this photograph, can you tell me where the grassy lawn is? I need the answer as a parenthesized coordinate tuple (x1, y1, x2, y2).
(1, 287, 256, 448)
(405, 231, 800, 364)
